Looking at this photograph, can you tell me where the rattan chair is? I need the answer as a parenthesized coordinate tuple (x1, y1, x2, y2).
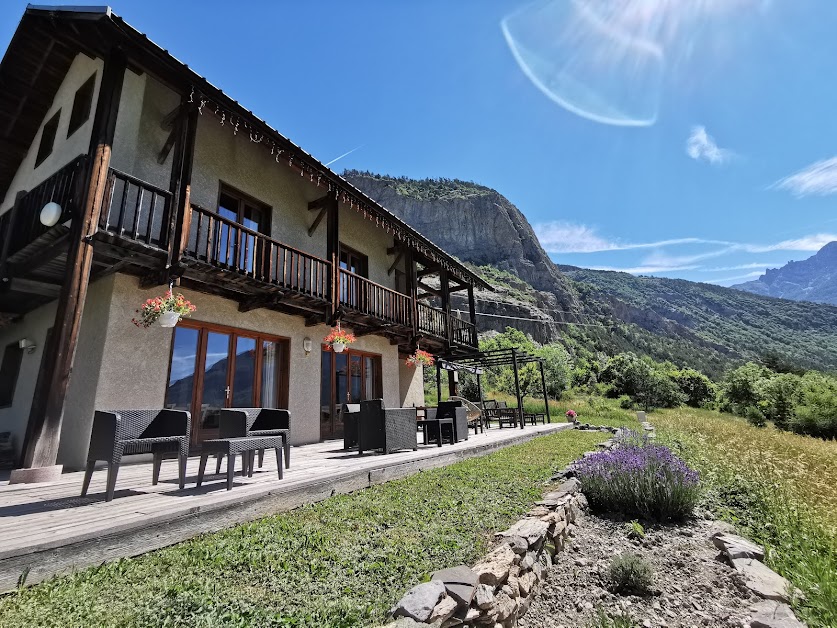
(81, 409, 191, 502)
(342, 403, 361, 450)
(217, 408, 291, 471)
(436, 401, 469, 442)
(357, 399, 418, 455)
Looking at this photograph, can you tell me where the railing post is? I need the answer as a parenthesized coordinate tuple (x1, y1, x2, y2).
(326, 190, 339, 324)
(0, 191, 26, 287)
(441, 267, 452, 348)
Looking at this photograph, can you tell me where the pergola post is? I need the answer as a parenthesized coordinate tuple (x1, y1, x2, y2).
(539, 360, 551, 423)
(14, 48, 127, 482)
(476, 371, 485, 431)
(511, 348, 523, 430)
(448, 369, 458, 398)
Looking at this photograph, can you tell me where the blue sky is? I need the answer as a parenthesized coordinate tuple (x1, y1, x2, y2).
(3, 0, 837, 286)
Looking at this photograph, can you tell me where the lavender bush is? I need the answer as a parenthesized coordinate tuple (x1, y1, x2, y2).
(574, 436, 700, 520)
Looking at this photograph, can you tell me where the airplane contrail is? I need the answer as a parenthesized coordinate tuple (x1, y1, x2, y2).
(324, 145, 364, 167)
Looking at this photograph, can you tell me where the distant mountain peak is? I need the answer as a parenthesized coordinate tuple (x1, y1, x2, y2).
(733, 241, 837, 304)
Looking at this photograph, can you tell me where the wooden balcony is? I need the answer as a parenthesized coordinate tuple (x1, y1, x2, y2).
(0, 163, 480, 352)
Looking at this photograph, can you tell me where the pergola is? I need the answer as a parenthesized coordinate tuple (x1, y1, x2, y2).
(435, 347, 551, 428)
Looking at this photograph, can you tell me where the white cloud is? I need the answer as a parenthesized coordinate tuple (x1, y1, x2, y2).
(705, 271, 763, 285)
(589, 265, 699, 274)
(699, 262, 782, 272)
(534, 221, 729, 254)
(773, 157, 837, 197)
(740, 233, 837, 253)
(686, 126, 734, 165)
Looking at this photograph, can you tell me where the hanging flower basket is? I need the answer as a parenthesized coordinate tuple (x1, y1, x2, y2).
(132, 289, 196, 329)
(324, 324, 355, 353)
(405, 349, 434, 368)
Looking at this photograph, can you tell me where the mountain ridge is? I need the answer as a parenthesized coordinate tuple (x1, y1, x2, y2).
(733, 241, 837, 305)
(345, 170, 837, 375)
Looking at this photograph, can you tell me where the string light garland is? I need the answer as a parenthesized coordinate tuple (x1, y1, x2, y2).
(188, 85, 477, 286)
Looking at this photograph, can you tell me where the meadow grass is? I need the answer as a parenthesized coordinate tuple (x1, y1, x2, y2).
(565, 396, 837, 627)
(0, 431, 604, 628)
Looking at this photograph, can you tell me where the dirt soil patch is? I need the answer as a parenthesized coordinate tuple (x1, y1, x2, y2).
(520, 511, 761, 628)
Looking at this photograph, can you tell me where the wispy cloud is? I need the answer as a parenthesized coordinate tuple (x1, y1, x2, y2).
(699, 262, 781, 272)
(773, 156, 837, 197)
(589, 265, 699, 274)
(705, 271, 763, 285)
(686, 126, 734, 165)
(740, 233, 837, 253)
(534, 221, 728, 254)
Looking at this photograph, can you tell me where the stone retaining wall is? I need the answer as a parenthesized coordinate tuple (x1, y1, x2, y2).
(384, 478, 586, 628)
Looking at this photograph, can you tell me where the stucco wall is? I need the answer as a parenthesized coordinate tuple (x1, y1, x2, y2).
(398, 359, 425, 408)
(94, 273, 402, 449)
(0, 275, 114, 467)
(0, 53, 103, 213)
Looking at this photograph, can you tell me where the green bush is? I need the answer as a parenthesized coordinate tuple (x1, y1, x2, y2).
(608, 553, 653, 594)
(618, 395, 634, 409)
(671, 368, 716, 407)
(744, 405, 766, 427)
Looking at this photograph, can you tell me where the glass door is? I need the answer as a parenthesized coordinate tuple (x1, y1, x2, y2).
(320, 347, 382, 441)
(166, 322, 288, 445)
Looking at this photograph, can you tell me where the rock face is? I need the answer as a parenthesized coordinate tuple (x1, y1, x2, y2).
(749, 600, 806, 628)
(734, 241, 837, 305)
(731, 558, 793, 602)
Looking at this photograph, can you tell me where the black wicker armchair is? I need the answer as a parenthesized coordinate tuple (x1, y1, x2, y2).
(342, 403, 361, 450)
(357, 399, 418, 455)
(81, 409, 191, 502)
(217, 408, 291, 471)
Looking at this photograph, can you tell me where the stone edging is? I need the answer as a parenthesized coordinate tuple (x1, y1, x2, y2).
(383, 477, 586, 628)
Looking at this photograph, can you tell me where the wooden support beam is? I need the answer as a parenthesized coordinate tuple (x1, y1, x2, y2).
(387, 248, 404, 276)
(416, 280, 443, 298)
(448, 280, 469, 293)
(160, 103, 182, 130)
(156, 125, 177, 164)
(20, 48, 127, 473)
(386, 244, 403, 255)
(9, 232, 70, 276)
(326, 190, 339, 324)
(440, 268, 452, 347)
(237, 293, 284, 313)
(308, 195, 330, 211)
(467, 283, 477, 331)
(417, 265, 442, 278)
(166, 97, 198, 269)
(416, 292, 434, 301)
(9, 278, 62, 298)
(0, 192, 26, 283)
(307, 205, 327, 237)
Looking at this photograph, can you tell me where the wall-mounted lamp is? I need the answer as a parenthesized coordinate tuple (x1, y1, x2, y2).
(302, 337, 313, 356)
(40, 201, 62, 227)
(18, 338, 36, 354)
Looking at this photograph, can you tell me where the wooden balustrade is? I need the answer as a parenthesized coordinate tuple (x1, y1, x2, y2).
(339, 267, 412, 328)
(451, 315, 477, 347)
(98, 168, 171, 246)
(0, 155, 86, 259)
(184, 203, 330, 300)
(417, 302, 447, 339)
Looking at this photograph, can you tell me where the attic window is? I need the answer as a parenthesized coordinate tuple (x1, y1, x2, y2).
(35, 111, 60, 168)
(67, 73, 96, 138)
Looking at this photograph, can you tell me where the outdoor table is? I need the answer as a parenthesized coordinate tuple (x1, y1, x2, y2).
(197, 436, 284, 490)
(416, 417, 454, 447)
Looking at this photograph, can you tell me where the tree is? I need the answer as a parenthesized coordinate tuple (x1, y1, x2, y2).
(722, 362, 770, 411)
(762, 372, 801, 429)
(671, 368, 716, 407)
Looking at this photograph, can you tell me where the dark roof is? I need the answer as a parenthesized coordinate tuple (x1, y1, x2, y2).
(0, 4, 490, 289)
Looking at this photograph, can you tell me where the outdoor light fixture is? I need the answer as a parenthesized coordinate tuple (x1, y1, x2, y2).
(18, 338, 36, 354)
(39, 201, 62, 227)
(303, 337, 313, 356)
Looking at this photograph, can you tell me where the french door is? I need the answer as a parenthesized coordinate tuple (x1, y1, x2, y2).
(320, 347, 382, 440)
(165, 321, 289, 445)
(339, 245, 369, 309)
(217, 186, 270, 273)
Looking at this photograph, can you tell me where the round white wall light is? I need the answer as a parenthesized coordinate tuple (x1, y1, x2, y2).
(39, 201, 62, 227)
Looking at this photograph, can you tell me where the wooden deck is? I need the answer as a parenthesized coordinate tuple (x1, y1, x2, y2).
(0, 422, 573, 591)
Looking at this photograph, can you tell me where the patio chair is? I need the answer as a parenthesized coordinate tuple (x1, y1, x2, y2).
(81, 409, 191, 502)
(437, 401, 469, 442)
(449, 396, 485, 435)
(342, 403, 361, 450)
(357, 399, 418, 455)
(482, 399, 498, 429)
(217, 408, 291, 471)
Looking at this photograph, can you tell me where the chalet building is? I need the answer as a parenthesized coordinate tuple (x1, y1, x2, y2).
(0, 6, 487, 475)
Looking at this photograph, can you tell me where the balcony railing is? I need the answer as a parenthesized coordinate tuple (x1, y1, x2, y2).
(339, 268, 412, 328)
(417, 302, 447, 339)
(185, 204, 330, 300)
(451, 315, 477, 347)
(0, 155, 86, 259)
(99, 168, 171, 246)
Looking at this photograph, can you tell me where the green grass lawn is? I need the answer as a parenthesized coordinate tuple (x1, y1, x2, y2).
(565, 396, 837, 628)
(0, 430, 604, 628)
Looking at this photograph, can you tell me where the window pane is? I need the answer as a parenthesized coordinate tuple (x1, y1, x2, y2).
(165, 327, 199, 410)
(201, 332, 230, 429)
(68, 73, 95, 137)
(232, 336, 256, 407)
(364, 356, 374, 400)
(35, 111, 60, 168)
(261, 341, 279, 407)
(350, 355, 362, 403)
(321, 349, 332, 432)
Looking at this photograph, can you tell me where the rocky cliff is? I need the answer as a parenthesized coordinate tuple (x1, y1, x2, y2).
(733, 241, 837, 305)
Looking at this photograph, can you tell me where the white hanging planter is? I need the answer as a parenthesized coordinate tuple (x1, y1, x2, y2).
(332, 341, 346, 353)
(158, 311, 180, 328)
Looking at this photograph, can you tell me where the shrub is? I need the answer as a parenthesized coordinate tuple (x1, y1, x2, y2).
(608, 553, 653, 594)
(744, 405, 766, 427)
(618, 395, 634, 409)
(671, 368, 716, 407)
(574, 438, 700, 520)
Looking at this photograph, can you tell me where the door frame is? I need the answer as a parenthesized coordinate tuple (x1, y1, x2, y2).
(320, 345, 383, 440)
(165, 319, 290, 445)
